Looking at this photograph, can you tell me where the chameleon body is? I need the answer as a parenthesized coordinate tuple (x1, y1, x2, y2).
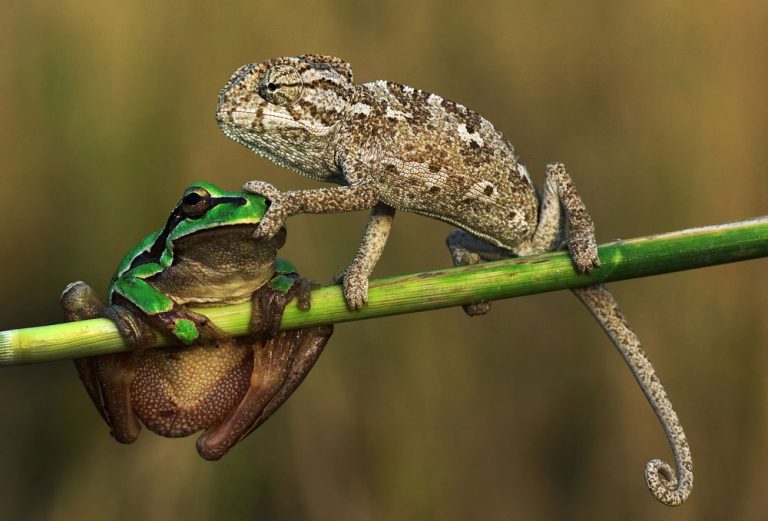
(216, 54, 692, 505)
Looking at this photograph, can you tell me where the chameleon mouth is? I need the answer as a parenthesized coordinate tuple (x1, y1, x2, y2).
(218, 108, 330, 137)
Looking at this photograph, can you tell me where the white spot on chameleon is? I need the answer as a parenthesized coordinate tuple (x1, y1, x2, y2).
(403, 85, 415, 94)
(385, 106, 412, 120)
(457, 123, 484, 147)
(303, 68, 345, 87)
(427, 93, 443, 106)
(350, 103, 372, 116)
(518, 162, 533, 183)
(506, 209, 528, 230)
(470, 180, 496, 198)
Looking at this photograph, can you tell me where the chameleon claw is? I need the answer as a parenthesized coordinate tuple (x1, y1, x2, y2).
(251, 207, 289, 240)
(568, 232, 601, 274)
(242, 180, 283, 202)
(462, 301, 492, 316)
(342, 272, 368, 311)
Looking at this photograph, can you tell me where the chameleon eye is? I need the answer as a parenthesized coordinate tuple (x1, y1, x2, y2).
(259, 65, 303, 105)
(181, 187, 212, 217)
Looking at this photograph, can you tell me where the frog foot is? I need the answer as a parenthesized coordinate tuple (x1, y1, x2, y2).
(251, 275, 313, 338)
(101, 305, 157, 348)
(196, 324, 333, 460)
(61, 281, 105, 322)
(292, 277, 314, 311)
(152, 307, 228, 346)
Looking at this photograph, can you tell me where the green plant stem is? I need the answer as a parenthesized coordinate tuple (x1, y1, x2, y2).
(2, 216, 767, 366)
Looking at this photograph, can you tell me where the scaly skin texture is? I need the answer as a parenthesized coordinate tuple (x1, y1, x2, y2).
(216, 54, 692, 504)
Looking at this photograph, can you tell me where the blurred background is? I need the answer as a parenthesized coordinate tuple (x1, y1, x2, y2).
(1, 1, 766, 519)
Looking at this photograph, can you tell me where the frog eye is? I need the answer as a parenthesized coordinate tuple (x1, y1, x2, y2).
(258, 64, 303, 105)
(181, 187, 212, 217)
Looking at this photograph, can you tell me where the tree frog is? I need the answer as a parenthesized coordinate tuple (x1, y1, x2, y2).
(61, 181, 332, 460)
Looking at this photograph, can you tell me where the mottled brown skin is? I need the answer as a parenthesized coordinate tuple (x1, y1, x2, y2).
(62, 217, 332, 461)
(216, 55, 693, 504)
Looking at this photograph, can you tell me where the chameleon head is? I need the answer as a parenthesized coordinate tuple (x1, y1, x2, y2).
(216, 55, 356, 175)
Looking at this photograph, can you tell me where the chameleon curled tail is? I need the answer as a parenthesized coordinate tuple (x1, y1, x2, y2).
(573, 284, 693, 506)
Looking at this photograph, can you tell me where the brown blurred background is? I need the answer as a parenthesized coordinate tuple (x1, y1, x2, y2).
(1, 1, 766, 519)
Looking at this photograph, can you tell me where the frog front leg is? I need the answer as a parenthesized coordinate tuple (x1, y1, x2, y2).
(249, 266, 314, 337)
(61, 282, 142, 443)
(196, 325, 332, 460)
(112, 276, 226, 345)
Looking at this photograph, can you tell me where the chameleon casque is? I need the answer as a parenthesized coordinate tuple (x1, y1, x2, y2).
(215, 54, 692, 505)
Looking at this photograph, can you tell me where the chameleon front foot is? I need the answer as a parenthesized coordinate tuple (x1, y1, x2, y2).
(242, 180, 289, 240)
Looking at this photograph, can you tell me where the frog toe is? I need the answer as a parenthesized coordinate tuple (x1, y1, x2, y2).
(102, 305, 157, 348)
(61, 281, 104, 321)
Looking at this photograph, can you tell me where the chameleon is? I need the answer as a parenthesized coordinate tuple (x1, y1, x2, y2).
(215, 54, 692, 505)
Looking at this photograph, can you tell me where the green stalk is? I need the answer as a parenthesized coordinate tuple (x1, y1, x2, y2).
(2, 216, 767, 366)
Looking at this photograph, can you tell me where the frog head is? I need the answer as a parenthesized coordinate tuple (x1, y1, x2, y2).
(110, 181, 285, 314)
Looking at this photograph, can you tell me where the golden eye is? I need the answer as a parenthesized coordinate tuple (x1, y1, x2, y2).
(181, 186, 212, 217)
(259, 64, 303, 105)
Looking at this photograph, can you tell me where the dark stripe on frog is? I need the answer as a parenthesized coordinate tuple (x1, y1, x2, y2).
(128, 196, 248, 270)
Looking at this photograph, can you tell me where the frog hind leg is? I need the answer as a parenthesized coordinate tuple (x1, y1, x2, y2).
(74, 354, 141, 443)
(195, 326, 332, 460)
(92, 352, 142, 443)
(62, 282, 111, 421)
(61, 282, 142, 443)
(246, 325, 332, 433)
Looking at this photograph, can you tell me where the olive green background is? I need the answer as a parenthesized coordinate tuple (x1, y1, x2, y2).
(1, 1, 766, 519)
